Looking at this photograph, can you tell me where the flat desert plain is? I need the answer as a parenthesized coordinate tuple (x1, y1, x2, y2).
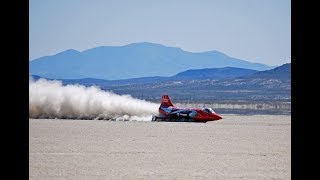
(29, 114, 291, 179)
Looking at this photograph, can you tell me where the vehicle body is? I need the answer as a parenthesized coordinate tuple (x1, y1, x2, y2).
(152, 95, 222, 123)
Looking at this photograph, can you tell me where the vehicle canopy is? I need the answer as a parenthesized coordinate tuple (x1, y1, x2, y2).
(202, 108, 215, 113)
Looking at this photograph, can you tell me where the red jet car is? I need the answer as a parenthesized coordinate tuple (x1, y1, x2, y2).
(152, 95, 222, 123)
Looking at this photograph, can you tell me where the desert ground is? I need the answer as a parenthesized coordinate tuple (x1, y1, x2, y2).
(29, 114, 291, 179)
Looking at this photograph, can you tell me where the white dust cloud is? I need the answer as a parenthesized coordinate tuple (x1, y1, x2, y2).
(29, 78, 159, 121)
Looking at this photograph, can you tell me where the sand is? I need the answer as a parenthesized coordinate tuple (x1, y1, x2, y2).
(29, 114, 291, 179)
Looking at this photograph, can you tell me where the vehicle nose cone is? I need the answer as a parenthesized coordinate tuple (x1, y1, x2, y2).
(213, 113, 222, 120)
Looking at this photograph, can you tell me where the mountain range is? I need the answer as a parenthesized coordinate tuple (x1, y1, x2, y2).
(31, 63, 291, 101)
(30, 42, 274, 80)
(40, 66, 258, 86)
(105, 63, 291, 101)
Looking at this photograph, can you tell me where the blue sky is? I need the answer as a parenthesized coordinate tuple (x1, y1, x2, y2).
(30, 0, 290, 66)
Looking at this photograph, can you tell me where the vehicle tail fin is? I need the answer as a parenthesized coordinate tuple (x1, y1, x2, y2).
(160, 95, 174, 107)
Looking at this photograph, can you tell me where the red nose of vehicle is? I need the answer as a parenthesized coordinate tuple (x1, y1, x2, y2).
(213, 113, 222, 120)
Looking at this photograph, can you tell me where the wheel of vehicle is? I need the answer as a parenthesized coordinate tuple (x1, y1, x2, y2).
(152, 115, 156, 121)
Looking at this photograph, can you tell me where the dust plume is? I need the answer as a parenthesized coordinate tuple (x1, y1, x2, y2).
(29, 78, 159, 120)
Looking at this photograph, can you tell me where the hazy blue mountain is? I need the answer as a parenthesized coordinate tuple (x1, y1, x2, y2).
(30, 42, 273, 80)
(246, 63, 291, 80)
(173, 67, 257, 80)
(261, 63, 290, 73)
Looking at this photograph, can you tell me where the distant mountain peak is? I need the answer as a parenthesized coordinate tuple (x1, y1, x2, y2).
(60, 49, 80, 54)
(272, 63, 291, 71)
(256, 63, 290, 74)
(126, 42, 165, 47)
(125, 42, 183, 51)
(249, 63, 291, 80)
